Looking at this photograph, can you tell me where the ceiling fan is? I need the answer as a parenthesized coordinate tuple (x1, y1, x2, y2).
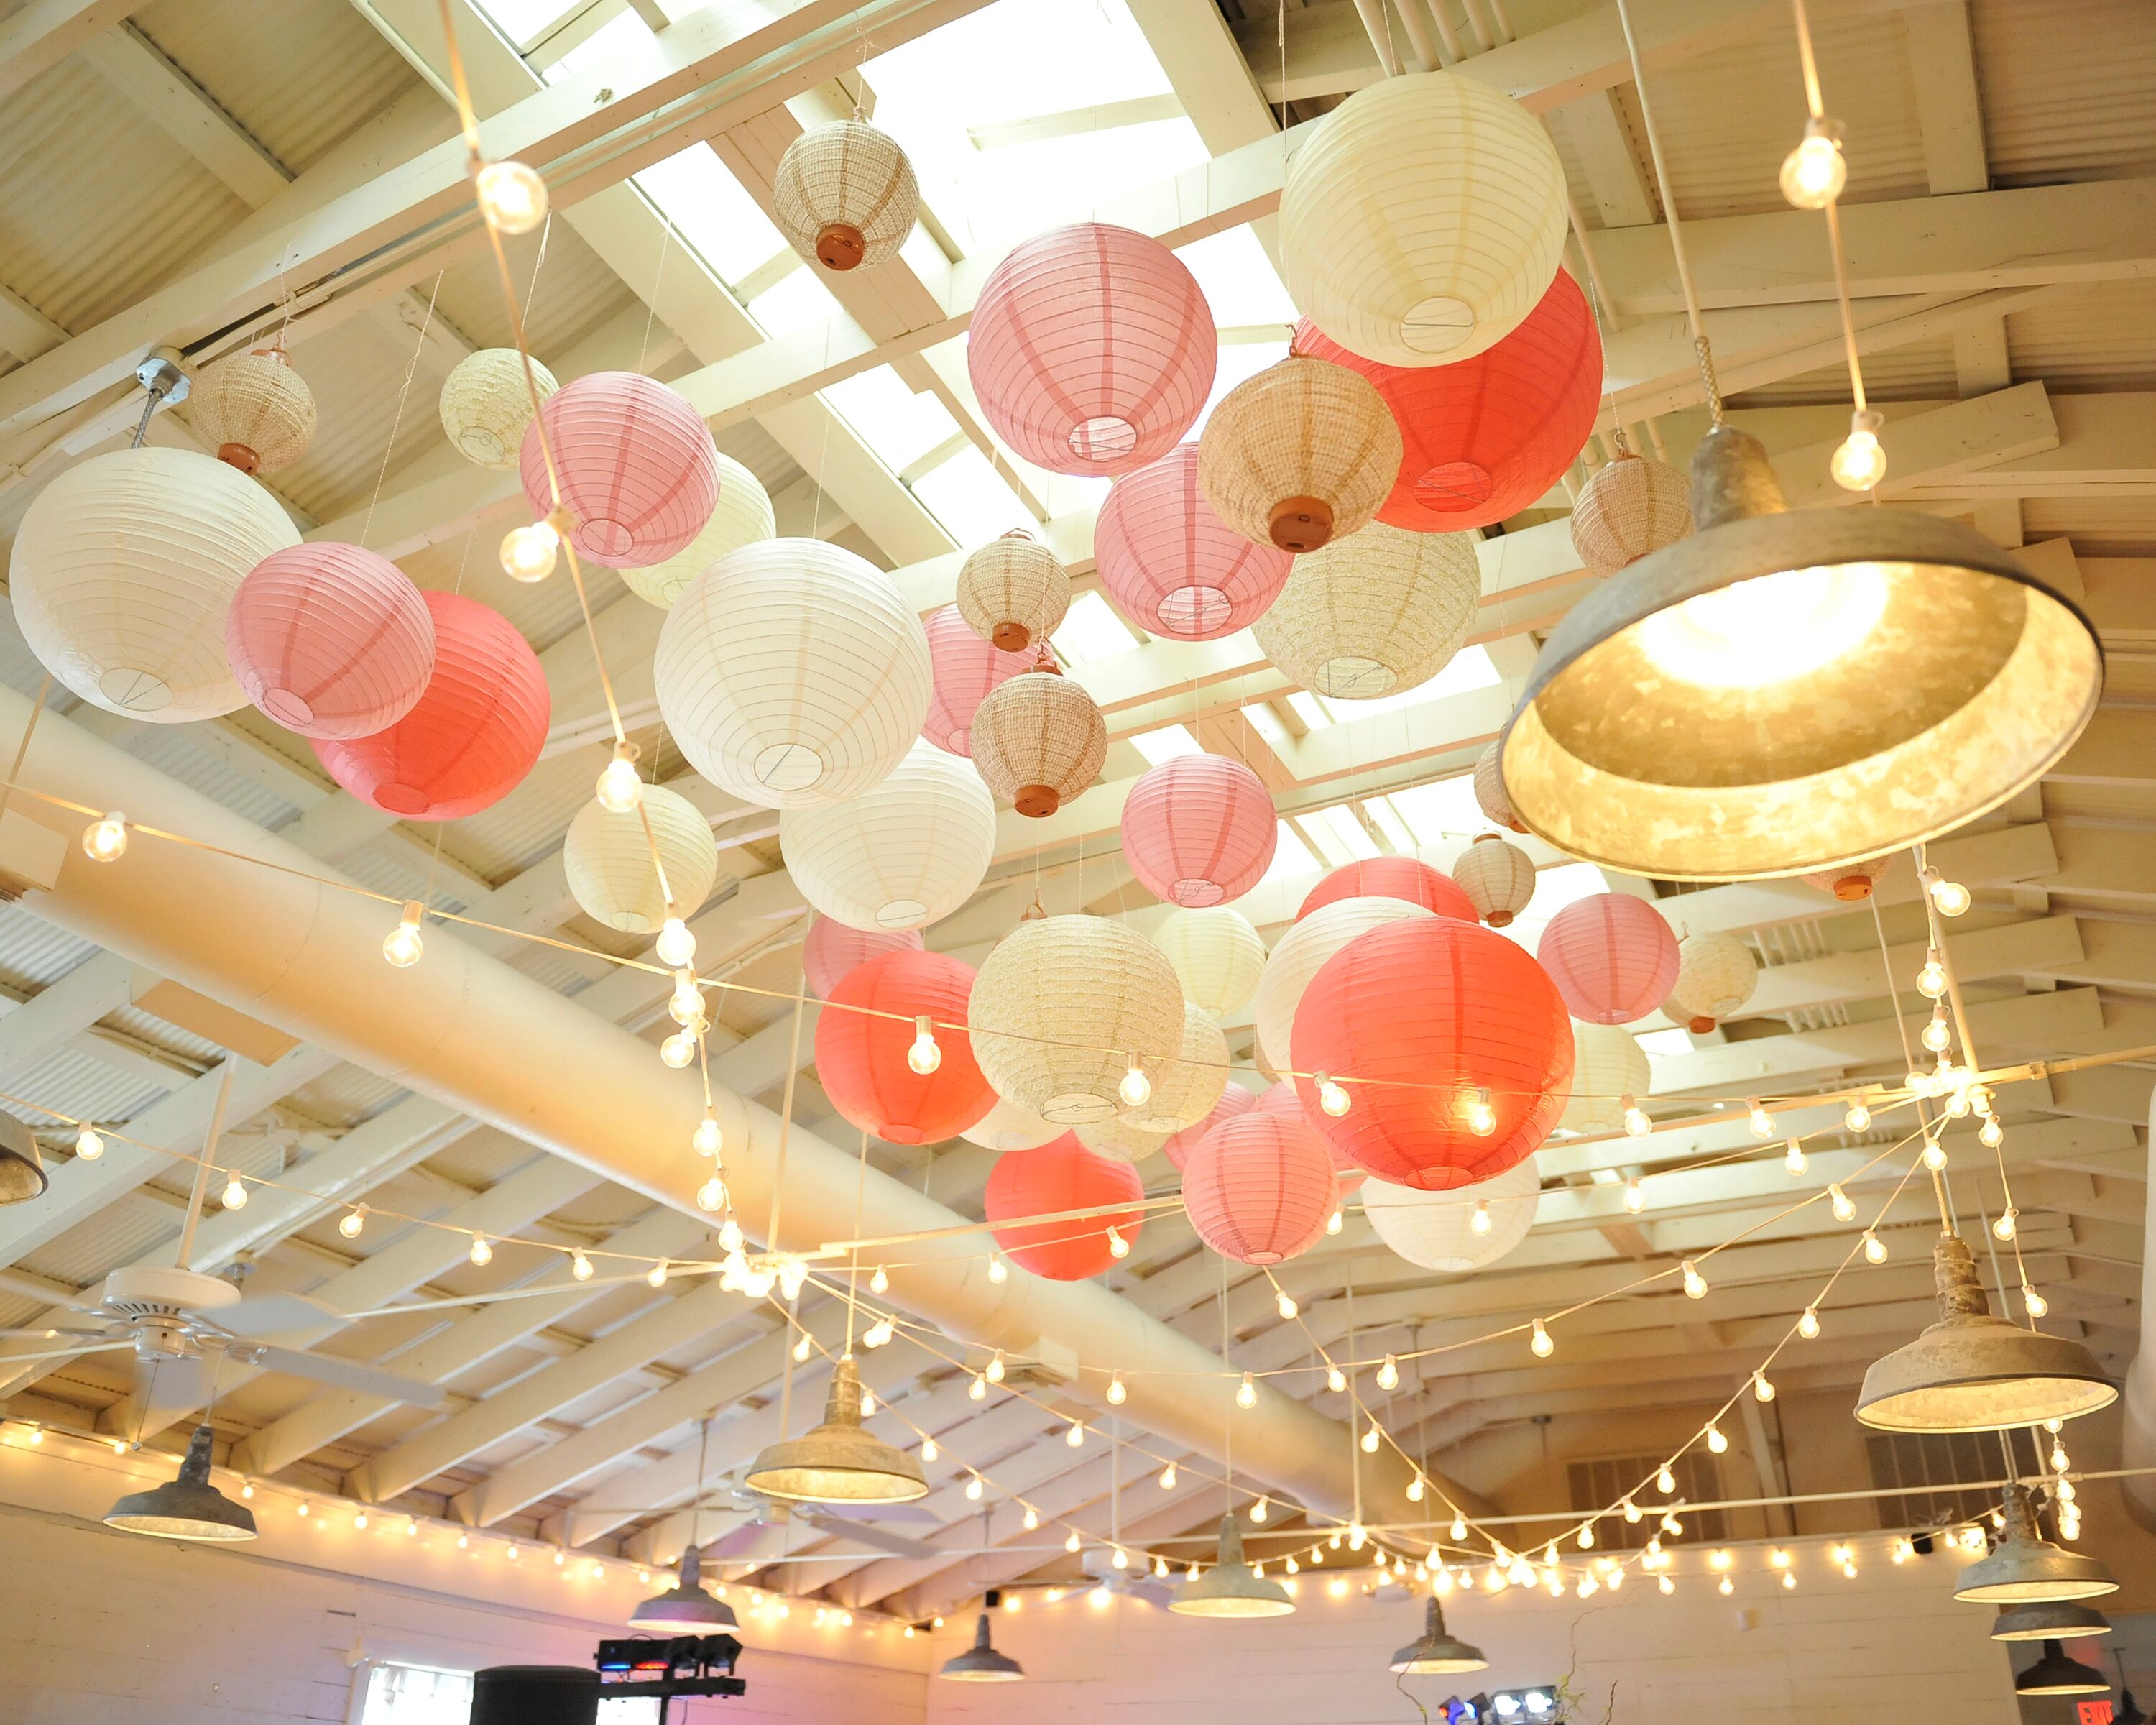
(1080, 1544, 1177, 1606)
(599, 1472, 948, 1563)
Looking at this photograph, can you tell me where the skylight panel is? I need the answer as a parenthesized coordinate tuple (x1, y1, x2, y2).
(1189, 339, 1289, 441)
(1636, 1028, 1695, 1057)
(1365, 795, 1418, 853)
(911, 446, 1035, 546)
(1285, 691, 1330, 731)
(632, 147, 788, 288)
(1259, 819, 1320, 887)
(743, 266, 843, 339)
(1296, 814, 1352, 869)
(1049, 591, 1141, 664)
(823, 368, 964, 475)
(1177, 229, 1296, 330)
(1130, 724, 1203, 766)
(1385, 776, 1485, 844)
(480, 0, 589, 50)
(1326, 647, 1501, 719)
(540, 9, 649, 79)
(1318, 804, 1381, 860)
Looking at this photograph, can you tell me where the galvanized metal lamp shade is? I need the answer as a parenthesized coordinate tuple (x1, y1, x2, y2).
(2016, 1639, 2111, 1697)
(1857, 1234, 2115, 1432)
(1388, 1595, 1488, 1675)
(744, 1354, 928, 1504)
(0, 1111, 45, 1203)
(1992, 1601, 2114, 1642)
(1500, 426, 2102, 882)
(1954, 1484, 2117, 1604)
(627, 1544, 739, 1632)
(1171, 1515, 1294, 1618)
(103, 1423, 257, 1541)
(939, 1613, 1023, 1682)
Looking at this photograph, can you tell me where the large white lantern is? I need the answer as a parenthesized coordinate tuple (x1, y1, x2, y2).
(1557, 1024, 1651, 1138)
(1076, 1113, 1171, 1162)
(962, 1095, 1066, 1151)
(1667, 932, 1758, 1032)
(1363, 1157, 1540, 1274)
(11, 446, 300, 722)
(1153, 906, 1266, 1017)
(1253, 896, 1433, 1072)
(563, 783, 719, 932)
(969, 915, 1185, 1125)
(621, 451, 776, 610)
(779, 740, 995, 932)
(655, 539, 931, 809)
(1125, 1003, 1229, 1133)
(1250, 523, 1480, 700)
(1280, 69, 1566, 367)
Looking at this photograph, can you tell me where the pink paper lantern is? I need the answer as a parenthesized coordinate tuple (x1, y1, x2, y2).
(225, 543, 436, 739)
(312, 591, 548, 820)
(1120, 753, 1277, 908)
(1536, 893, 1680, 1026)
(1095, 445, 1292, 638)
(921, 604, 1034, 756)
(1182, 1111, 1339, 1266)
(518, 372, 719, 569)
(967, 222, 1216, 479)
(803, 914, 924, 998)
(1256, 1081, 1364, 1195)
(1162, 1083, 1256, 1171)
(1297, 857, 1475, 924)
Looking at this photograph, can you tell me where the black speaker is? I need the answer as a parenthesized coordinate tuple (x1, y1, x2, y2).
(470, 1665, 602, 1725)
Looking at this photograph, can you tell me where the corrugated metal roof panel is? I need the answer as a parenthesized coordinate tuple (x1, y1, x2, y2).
(2009, 283, 2156, 390)
(430, 221, 642, 362)
(1972, 0, 2156, 186)
(0, 911, 103, 995)
(1725, 339, 1958, 409)
(119, 727, 302, 831)
(2022, 496, 2156, 555)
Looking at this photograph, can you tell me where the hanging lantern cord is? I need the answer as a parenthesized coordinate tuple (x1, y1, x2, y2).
(1868, 887, 1955, 1236)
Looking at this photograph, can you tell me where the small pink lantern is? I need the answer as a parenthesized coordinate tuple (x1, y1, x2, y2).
(518, 372, 719, 569)
(1183, 1110, 1339, 1266)
(921, 604, 1033, 757)
(967, 222, 1216, 478)
(1120, 753, 1277, 908)
(1094, 445, 1293, 638)
(1536, 893, 1680, 1026)
(225, 543, 436, 739)
(803, 914, 924, 998)
(1297, 857, 1475, 924)
(1162, 1083, 1256, 1171)
(1256, 1080, 1364, 1195)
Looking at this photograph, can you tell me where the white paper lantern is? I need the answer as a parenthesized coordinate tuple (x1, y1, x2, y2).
(655, 538, 931, 809)
(970, 914, 1186, 1125)
(1153, 906, 1266, 1017)
(1363, 1157, 1540, 1273)
(11, 446, 300, 722)
(1250, 523, 1480, 699)
(1253, 895, 1434, 1072)
(779, 740, 995, 932)
(1557, 1024, 1651, 1137)
(962, 1095, 1067, 1151)
(563, 783, 720, 933)
(1451, 833, 1536, 928)
(439, 348, 558, 469)
(1281, 69, 1566, 367)
(1077, 1113, 1171, 1162)
(621, 451, 776, 610)
(1667, 932, 1758, 1031)
(1124, 1002, 1229, 1133)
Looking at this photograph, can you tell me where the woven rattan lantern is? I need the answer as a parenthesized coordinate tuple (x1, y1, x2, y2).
(971, 670, 1106, 816)
(1667, 932, 1757, 1033)
(1557, 1024, 1651, 1137)
(780, 739, 995, 932)
(1153, 906, 1266, 1017)
(969, 915, 1185, 1125)
(1252, 523, 1480, 699)
(954, 531, 1069, 653)
(1451, 832, 1535, 928)
(1095, 444, 1293, 638)
(1120, 753, 1276, 908)
(621, 451, 775, 610)
(1254, 895, 1434, 1072)
(1473, 740, 1527, 834)
(773, 119, 919, 272)
(564, 783, 719, 933)
(1570, 451, 1692, 577)
(1123, 1001, 1230, 1133)
(1280, 69, 1566, 367)
(1363, 1157, 1539, 1273)
(520, 371, 719, 569)
(190, 347, 316, 474)
(439, 348, 558, 469)
(1198, 356, 1400, 553)
(225, 543, 436, 739)
(922, 604, 1033, 756)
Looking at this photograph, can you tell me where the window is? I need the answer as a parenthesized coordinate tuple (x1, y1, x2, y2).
(360, 1664, 471, 1725)
(1567, 1453, 1726, 1551)
(1865, 1430, 2043, 1532)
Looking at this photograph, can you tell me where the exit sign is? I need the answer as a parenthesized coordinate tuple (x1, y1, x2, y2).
(2078, 1701, 2114, 1725)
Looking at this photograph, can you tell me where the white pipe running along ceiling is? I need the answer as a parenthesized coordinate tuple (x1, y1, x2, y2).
(0, 684, 1455, 1530)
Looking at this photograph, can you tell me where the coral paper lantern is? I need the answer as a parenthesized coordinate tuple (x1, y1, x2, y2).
(773, 120, 920, 272)
(1162, 1082, 1256, 1171)
(922, 605, 1033, 756)
(1255, 1080, 1365, 1196)
(313, 592, 548, 819)
(984, 1134, 1146, 1280)
(518, 371, 718, 568)
(1450, 833, 1535, 929)
(1298, 857, 1475, 924)
(190, 347, 316, 474)
(1280, 69, 1567, 367)
(803, 916, 924, 1000)
(1534, 893, 1680, 1027)
(1667, 932, 1757, 1033)
(780, 740, 995, 932)
(970, 671, 1106, 817)
(1095, 446, 1293, 639)
(1291, 917, 1573, 1190)
(1803, 852, 1898, 902)
(1120, 754, 1276, 908)
(817, 950, 992, 1145)
(1363, 1158, 1539, 1273)
(967, 222, 1215, 478)
(1153, 906, 1266, 1017)
(620, 451, 776, 610)
(225, 543, 436, 738)
(954, 531, 1069, 653)
(564, 783, 719, 933)
(962, 1095, 1065, 1151)
(1570, 451, 1692, 577)
(1183, 1112, 1338, 1266)
(656, 538, 931, 808)
(11, 446, 300, 722)
(1557, 1025, 1651, 1138)
(1251, 523, 1480, 700)
(1255, 896, 1434, 1072)
(1290, 270, 1599, 533)
(1198, 356, 1401, 553)
(1474, 740, 1527, 834)
(440, 348, 557, 469)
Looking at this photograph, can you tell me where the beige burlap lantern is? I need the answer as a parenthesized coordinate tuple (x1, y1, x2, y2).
(1570, 452, 1693, 578)
(1199, 356, 1401, 553)
(1473, 741, 1526, 834)
(622, 451, 777, 609)
(955, 531, 1070, 653)
(190, 347, 316, 474)
(1121, 1002, 1230, 1133)
(1802, 852, 1899, 902)
(773, 119, 921, 272)
(1557, 1024, 1651, 1137)
(563, 783, 720, 933)
(1077, 1114, 1172, 1162)
(969, 914, 1187, 1125)
(1153, 906, 1266, 1017)
(439, 348, 559, 469)
(971, 670, 1106, 816)
(1251, 523, 1479, 700)
(1667, 932, 1757, 1032)
(1451, 832, 1535, 928)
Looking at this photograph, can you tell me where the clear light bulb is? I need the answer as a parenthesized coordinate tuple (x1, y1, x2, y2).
(718, 1218, 743, 1254)
(668, 971, 704, 1026)
(1705, 1423, 1728, 1454)
(1844, 1100, 1871, 1132)
(964, 1475, 982, 1502)
(74, 1123, 103, 1162)
(1325, 1208, 1342, 1236)
(1360, 1425, 1381, 1454)
(693, 1108, 722, 1156)
(654, 916, 696, 968)
(1681, 1259, 1708, 1299)
(869, 1264, 888, 1294)
(1118, 1059, 1151, 1109)
(1530, 1320, 1553, 1358)
(1465, 1087, 1496, 1136)
(1107, 1371, 1126, 1404)
(1657, 1466, 1677, 1494)
(1578, 1524, 1595, 1550)
(571, 1250, 594, 1281)
(1784, 1141, 1807, 1176)
(1377, 1353, 1399, 1390)
(1922, 1008, 1952, 1053)
(860, 1386, 874, 1417)
(1348, 1523, 1367, 1551)
(1111, 1546, 1128, 1570)
(1317, 1075, 1351, 1117)
(475, 158, 548, 233)
(969, 1373, 986, 1401)
(595, 742, 642, 812)
(82, 811, 129, 862)
(1980, 1117, 2004, 1149)
(1276, 1289, 1297, 1320)
(1237, 1371, 1257, 1409)
(1924, 870, 1971, 916)
(1754, 1369, 1775, 1403)
(793, 1333, 814, 1363)
(1406, 1476, 1424, 1503)
(1622, 1096, 1650, 1137)
(647, 1259, 669, 1288)
(1621, 1500, 1640, 1524)
(1746, 1098, 1773, 1138)
(1327, 1365, 1348, 1394)
(383, 900, 425, 968)
(1623, 1178, 1646, 1214)
(1452, 1513, 1469, 1540)
(1922, 1136, 1948, 1172)
(1830, 410, 1887, 492)
(660, 1029, 697, 1069)
(2052, 1440, 2070, 1473)
(1067, 1530, 1083, 1554)
(221, 1174, 248, 1210)
(1469, 1200, 1493, 1236)
(339, 1205, 367, 1239)
(1917, 950, 1948, 999)
(1159, 1463, 1176, 1490)
(696, 1174, 726, 1213)
(469, 1234, 492, 1266)
(1106, 1225, 1129, 1259)
(1066, 1422, 1084, 1448)
(987, 1253, 1008, 1284)
(1717, 1574, 1735, 1598)
(1023, 1504, 1038, 1530)
(1828, 1183, 1855, 1222)
(906, 1016, 941, 1075)
(1779, 120, 1847, 209)
(1994, 1208, 2017, 1241)
(1659, 1573, 1675, 1596)
(499, 520, 559, 583)
(1798, 1306, 1820, 1339)
(2024, 1284, 2049, 1320)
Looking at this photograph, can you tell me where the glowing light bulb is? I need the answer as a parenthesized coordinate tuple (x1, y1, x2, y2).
(1830, 410, 1888, 492)
(1530, 1320, 1553, 1358)
(2024, 1284, 2050, 1320)
(383, 900, 425, 967)
(985, 1351, 1005, 1384)
(1623, 1178, 1645, 1215)
(469, 1234, 492, 1266)
(1119, 1059, 1151, 1108)
(1658, 1573, 1676, 1596)
(1922, 1136, 1948, 1172)
(1993, 1208, 2017, 1242)
(1828, 1183, 1855, 1222)
(987, 1254, 1008, 1284)
(1705, 1423, 1728, 1454)
(1111, 1546, 1128, 1570)
(1349, 1523, 1367, 1551)
(1469, 1200, 1493, 1236)
(1360, 1425, 1381, 1454)
(82, 811, 129, 862)
(1657, 1466, 1677, 1494)
(571, 1250, 593, 1281)
(1754, 1369, 1775, 1403)
(905, 1016, 941, 1076)
(475, 158, 548, 233)
(1377, 1353, 1399, 1390)
(668, 970, 704, 1027)
(1106, 1225, 1129, 1259)
(1312, 1073, 1353, 1118)
(1465, 1087, 1496, 1136)
(1159, 1463, 1176, 1490)
(860, 1385, 874, 1417)
(647, 1259, 670, 1288)
(654, 918, 696, 970)
(1067, 1530, 1083, 1554)
(693, 1108, 723, 1157)
(660, 1029, 697, 1069)
(1023, 1504, 1038, 1530)
(969, 1373, 986, 1401)
(1107, 1371, 1126, 1405)
(1622, 1096, 1650, 1137)
(595, 742, 642, 813)
(1681, 1259, 1708, 1300)
(1784, 1141, 1807, 1177)
(1862, 1230, 1888, 1264)
(1276, 1289, 1297, 1320)
(1924, 870, 1971, 916)
(2057, 1478, 2077, 1504)
(1798, 1306, 1820, 1339)
(964, 1475, 983, 1502)
(339, 1205, 367, 1239)
(74, 1123, 103, 1161)
(1746, 1098, 1772, 1138)
(221, 1174, 248, 1210)
(1066, 1422, 1084, 1448)
(1980, 1117, 2004, 1149)
(499, 520, 559, 583)
(1327, 1364, 1348, 1394)
(354, 1511, 369, 1530)
(1845, 1100, 1871, 1131)
(868, 1264, 888, 1295)
(2051, 1440, 2070, 1473)
(1236, 1371, 1257, 1409)
(1326, 1208, 1342, 1236)
(1622, 1500, 1640, 1524)
(1922, 1008, 1952, 1054)
(1406, 1476, 1424, 1503)
(1915, 949, 1948, 999)
(1779, 119, 1847, 208)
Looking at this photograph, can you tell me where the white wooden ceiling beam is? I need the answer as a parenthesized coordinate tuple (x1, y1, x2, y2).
(0, 0, 155, 101)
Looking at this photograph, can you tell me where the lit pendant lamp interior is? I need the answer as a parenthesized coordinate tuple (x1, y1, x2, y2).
(627, 1542, 739, 1632)
(0, 1110, 46, 1203)
(1856, 1233, 2115, 1432)
(1992, 1601, 2113, 1642)
(1171, 1514, 1294, 1617)
(103, 1422, 257, 1541)
(1500, 424, 2102, 881)
(2016, 1640, 2111, 1698)
(745, 1353, 928, 1504)
(939, 1611, 1024, 1682)
(1953, 1484, 2117, 1604)
(1388, 1594, 1488, 1675)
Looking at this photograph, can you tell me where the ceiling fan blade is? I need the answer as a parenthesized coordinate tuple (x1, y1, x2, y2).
(245, 1346, 449, 1407)
(798, 1511, 943, 1560)
(1128, 1578, 1176, 1607)
(706, 1519, 796, 1563)
(0, 1339, 132, 1363)
(212, 1292, 346, 1343)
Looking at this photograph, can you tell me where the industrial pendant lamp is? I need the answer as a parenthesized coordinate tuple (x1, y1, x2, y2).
(1388, 1594, 1488, 1675)
(745, 1354, 928, 1504)
(0, 1112, 46, 1204)
(103, 1423, 257, 1541)
(2015, 1640, 2111, 1697)
(939, 1612, 1024, 1682)
(1500, 424, 2102, 881)
(1856, 1233, 2115, 1432)
(1992, 1601, 2114, 1642)
(1170, 1514, 1294, 1617)
(627, 1542, 739, 1632)
(1953, 1484, 2117, 1604)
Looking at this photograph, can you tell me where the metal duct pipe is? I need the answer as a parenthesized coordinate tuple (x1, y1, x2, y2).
(2120, 1085, 2156, 1532)
(0, 687, 1461, 1527)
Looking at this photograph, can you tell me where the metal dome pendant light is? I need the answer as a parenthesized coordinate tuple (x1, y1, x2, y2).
(1388, 1593, 1488, 1675)
(0, 1110, 47, 1203)
(1953, 1483, 2117, 1604)
(627, 1542, 740, 1632)
(744, 1353, 928, 1504)
(940, 1612, 1023, 1682)
(1992, 1601, 2114, 1642)
(1499, 423, 2103, 882)
(1171, 1514, 1294, 1617)
(1856, 1233, 2114, 1433)
(2016, 1640, 2111, 1698)
(103, 1422, 257, 1541)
